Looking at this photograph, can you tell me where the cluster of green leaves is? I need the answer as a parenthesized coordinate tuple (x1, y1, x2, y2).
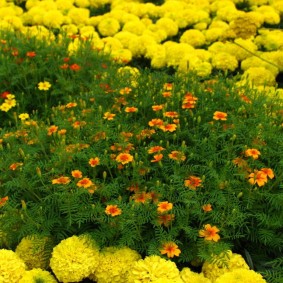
(0, 31, 283, 282)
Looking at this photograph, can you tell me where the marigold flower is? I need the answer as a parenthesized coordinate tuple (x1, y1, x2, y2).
(152, 105, 164, 111)
(148, 118, 164, 127)
(182, 93, 198, 109)
(71, 170, 83, 178)
(148, 146, 165, 154)
(105, 204, 122, 216)
(168, 151, 186, 161)
(66, 102, 77, 108)
(132, 191, 150, 203)
(125, 106, 138, 113)
(52, 176, 70, 185)
(77, 178, 93, 188)
(116, 153, 134, 165)
(38, 81, 51, 91)
(58, 129, 67, 135)
(199, 224, 220, 242)
(69, 63, 81, 71)
(162, 91, 172, 98)
(160, 242, 181, 258)
(151, 153, 163, 163)
(213, 111, 228, 121)
(9, 162, 23, 170)
(47, 125, 58, 136)
(159, 123, 177, 132)
(103, 112, 116, 120)
(60, 63, 69, 69)
(164, 111, 179, 118)
(261, 168, 274, 179)
(163, 83, 173, 91)
(120, 87, 132, 95)
(184, 176, 202, 190)
(245, 148, 261, 159)
(0, 196, 8, 207)
(26, 51, 36, 58)
(18, 113, 30, 121)
(157, 201, 173, 213)
(202, 204, 212, 212)
(89, 157, 100, 167)
(157, 214, 175, 227)
(248, 170, 268, 187)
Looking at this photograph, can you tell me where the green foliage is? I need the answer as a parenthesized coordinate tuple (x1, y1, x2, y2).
(0, 30, 283, 282)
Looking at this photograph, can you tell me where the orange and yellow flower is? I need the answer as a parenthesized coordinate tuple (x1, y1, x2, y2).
(71, 170, 83, 178)
(157, 201, 173, 213)
(151, 153, 163, 163)
(89, 157, 100, 167)
(168, 151, 186, 161)
(148, 119, 164, 127)
(199, 224, 220, 242)
(245, 148, 261, 159)
(77, 177, 93, 188)
(147, 146, 165, 154)
(152, 105, 164, 111)
(261, 168, 274, 179)
(52, 176, 71, 185)
(105, 204, 122, 216)
(202, 204, 212, 212)
(47, 125, 58, 136)
(103, 112, 116, 120)
(125, 106, 138, 113)
(0, 196, 8, 207)
(159, 123, 177, 132)
(160, 242, 181, 258)
(164, 111, 179, 118)
(120, 87, 132, 95)
(184, 176, 202, 190)
(116, 153, 134, 164)
(213, 111, 227, 121)
(157, 214, 175, 227)
(9, 162, 23, 171)
(248, 170, 268, 187)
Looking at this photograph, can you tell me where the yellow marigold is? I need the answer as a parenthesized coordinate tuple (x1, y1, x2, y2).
(255, 5, 280, 25)
(67, 7, 90, 25)
(180, 29, 206, 47)
(50, 234, 99, 282)
(89, 246, 141, 282)
(241, 67, 276, 87)
(97, 17, 120, 37)
(229, 14, 258, 39)
(156, 17, 179, 37)
(123, 20, 146, 36)
(214, 268, 266, 283)
(19, 268, 57, 283)
(255, 30, 283, 51)
(211, 52, 238, 72)
(180, 267, 212, 283)
(128, 255, 182, 283)
(15, 235, 53, 270)
(42, 10, 64, 29)
(0, 249, 26, 283)
(202, 250, 249, 282)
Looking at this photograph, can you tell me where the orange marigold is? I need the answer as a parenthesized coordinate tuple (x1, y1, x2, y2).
(159, 123, 177, 132)
(184, 176, 202, 190)
(202, 204, 212, 212)
(52, 176, 71, 185)
(213, 111, 227, 121)
(47, 125, 58, 136)
(199, 224, 220, 242)
(147, 146, 165, 154)
(71, 170, 83, 178)
(89, 157, 100, 167)
(77, 177, 93, 188)
(105, 204, 122, 216)
(116, 153, 134, 164)
(125, 106, 138, 113)
(248, 170, 268, 187)
(168, 151, 186, 161)
(245, 148, 261, 159)
(160, 242, 181, 258)
(9, 162, 23, 171)
(157, 201, 173, 213)
(151, 153, 163, 163)
(157, 214, 175, 227)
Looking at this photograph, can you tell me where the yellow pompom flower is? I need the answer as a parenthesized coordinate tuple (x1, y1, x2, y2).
(211, 52, 238, 72)
(97, 17, 120, 37)
(255, 5, 280, 25)
(19, 268, 57, 283)
(68, 7, 90, 25)
(0, 249, 26, 283)
(180, 267, 212, 283)
(202, 250, 249, 282)
(241, 67, 277, 87)
(50, 234, 100, 283)
(180, 29, 206, 47)
(156, 17, 179, 37)
(123, 20, 146, 36)
(75, 0, 90, 8)
(128, 255, 182, 283)
(89, 246, 141, 282)
(214, 268, 267, 283)
(42, 10, 65, 29)
(255, 30, 283, 51)
(111, 48, 132, 64)
(15, 235, 53, 270)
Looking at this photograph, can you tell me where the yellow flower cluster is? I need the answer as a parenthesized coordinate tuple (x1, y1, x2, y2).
(49, 234, 100, 282)
(180, 267, 212, 283)
(0, 249, 26, 283)
(19, 268, 57, 283)
(15, 234, 53, 270)
(0, 94, 16, 112)
(201, 250, 249, 282)
(89, 246, 141, 282)
(128, 255, 182, 283)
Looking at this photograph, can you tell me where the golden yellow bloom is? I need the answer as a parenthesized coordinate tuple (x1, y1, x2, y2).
(38, 81, 51, 91)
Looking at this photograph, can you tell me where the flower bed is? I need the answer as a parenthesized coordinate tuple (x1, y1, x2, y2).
(0, 0, 283, 282)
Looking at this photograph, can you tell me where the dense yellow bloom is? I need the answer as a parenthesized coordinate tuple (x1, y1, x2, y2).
(42, 10, 64, 29)
(89, 246, 141, 282)
(15, 235, 53, 270)
(123, 20, 146, 36)
(128, 255, 182, 283)
(68, 7, 90, 25)
(156, 17, 178, 37)
(19, 268, 57, 283)
(97, 17, 120, 37)
(241, 67, 276, 87)
(180, 267, 212, 283)
(211, 52, 238, 72)
(0, 249, 26, 283)
(50, 234, 100, 282)
(214, 268, 267, 283)
(38, 81, 51, 91)
(202, 250, 249, 282)
(180, 29, 206, 47)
